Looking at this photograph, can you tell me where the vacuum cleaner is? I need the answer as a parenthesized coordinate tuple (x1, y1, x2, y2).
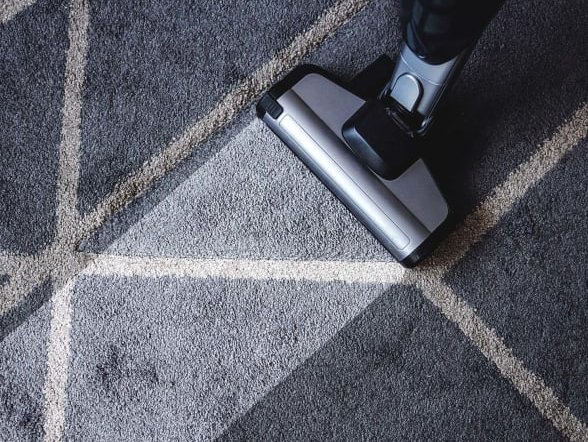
(257, 0, 505, 267)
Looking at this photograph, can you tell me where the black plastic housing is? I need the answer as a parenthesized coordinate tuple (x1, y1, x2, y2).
(342, 100, 420, 180)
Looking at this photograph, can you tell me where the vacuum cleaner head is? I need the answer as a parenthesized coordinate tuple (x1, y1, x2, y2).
(257, 58, 449, 267)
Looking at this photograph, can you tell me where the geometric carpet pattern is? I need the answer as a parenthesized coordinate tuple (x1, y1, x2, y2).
(1, 0, 586, 441)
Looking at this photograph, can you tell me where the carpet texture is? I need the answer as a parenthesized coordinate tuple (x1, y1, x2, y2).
(0, 0, 587, 441)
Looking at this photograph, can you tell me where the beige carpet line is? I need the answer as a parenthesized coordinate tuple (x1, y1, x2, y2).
(55, 0, 90, 234)
(0, 0, 37, 24)
(83, 254, 405, 285)
(408, 275, 588, 442)
(79, 0, 372, 240)
(40, 1, 91, 441)
(42, 279, 76, 442)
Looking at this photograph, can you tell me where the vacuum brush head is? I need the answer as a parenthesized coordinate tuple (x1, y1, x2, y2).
(257, 60, 449, 267)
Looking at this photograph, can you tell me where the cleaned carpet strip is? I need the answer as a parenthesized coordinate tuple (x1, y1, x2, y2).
(102, 119, 390, 261)
(80, 0, 373, 239)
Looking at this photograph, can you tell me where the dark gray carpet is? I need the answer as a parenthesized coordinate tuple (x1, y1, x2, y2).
(0, 0, 586, 440)
(218, 286, 565, 442)
(446, 139, 588, 425)
(0, 0, 68, 254)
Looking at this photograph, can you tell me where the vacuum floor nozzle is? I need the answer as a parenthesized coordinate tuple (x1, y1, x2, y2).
(257, 57, 449, 267)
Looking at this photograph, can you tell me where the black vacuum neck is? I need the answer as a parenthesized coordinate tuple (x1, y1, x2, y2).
(401, 0, 505, 65)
